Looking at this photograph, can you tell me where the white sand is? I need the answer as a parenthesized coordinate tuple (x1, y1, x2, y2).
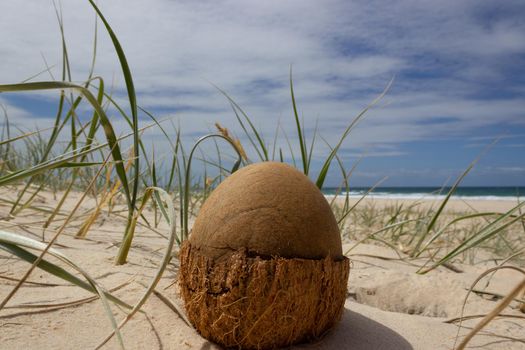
(1, 188, 524, 349)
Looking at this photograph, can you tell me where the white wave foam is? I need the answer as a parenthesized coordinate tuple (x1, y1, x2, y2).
(325, 193, 520, 201)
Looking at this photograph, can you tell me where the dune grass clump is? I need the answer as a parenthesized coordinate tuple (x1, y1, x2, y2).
(179, 162, 350, 349)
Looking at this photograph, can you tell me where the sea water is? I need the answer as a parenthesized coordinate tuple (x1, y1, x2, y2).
(322, 187, 525, 201)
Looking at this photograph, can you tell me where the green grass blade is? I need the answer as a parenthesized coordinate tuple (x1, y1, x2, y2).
(411, 164, 476, 255)
(270, 118, 281, 161)
(416, 212, 505, 256)
(183, 134, 243, 238)
(8, 89, 69, 214)
(315, 77, 393, 189)
(411, 139, 498, 256)
(306, 118, 319, 174)
(43, 77, 103, 229)
(337, 176, 388, 225)
(55, 161, 104, 168)
(0, 230, 131, 349)
(345, 218, 422, 255)
(0, 145, 103, 186)
(0, 122, 154, 188)
(212, 134, 224, 183)
(329, 153, 350, 205)
(228, 101, 264, 161)
(289, 66, 308, 174)
(0, 238, 130, 309)
(0, 127, 55, 148)
(279, 124, 297, 167)
(167, 126, 182, 193)
(419, 201, 525, 274)
(0, 81, 131, 209)
(87, 0, 139, 215)
(212, 83, 268, 161)
(95, 187, 177, 348)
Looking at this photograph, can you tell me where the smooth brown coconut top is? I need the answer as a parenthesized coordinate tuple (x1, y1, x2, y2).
(189, 161, 343, 260)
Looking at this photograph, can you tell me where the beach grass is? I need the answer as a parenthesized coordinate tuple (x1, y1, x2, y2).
(0, 3, 524, 349)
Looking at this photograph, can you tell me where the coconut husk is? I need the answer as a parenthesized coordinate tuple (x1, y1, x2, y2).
(179, 241, 350, 349)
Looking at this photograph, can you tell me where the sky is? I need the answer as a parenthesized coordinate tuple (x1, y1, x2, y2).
(0, 0, 524, 187)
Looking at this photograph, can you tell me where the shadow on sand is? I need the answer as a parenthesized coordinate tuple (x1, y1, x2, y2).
(199, 307, 413, 350)
(296, 307, 413, 350)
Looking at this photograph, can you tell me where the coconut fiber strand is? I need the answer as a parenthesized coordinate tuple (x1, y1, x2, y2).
(179, 242, 350, 349)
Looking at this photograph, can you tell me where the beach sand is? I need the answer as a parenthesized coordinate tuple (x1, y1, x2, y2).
(1, 188, 524, 349)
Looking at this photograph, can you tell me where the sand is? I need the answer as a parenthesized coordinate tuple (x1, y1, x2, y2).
(1, 187, 524, 349)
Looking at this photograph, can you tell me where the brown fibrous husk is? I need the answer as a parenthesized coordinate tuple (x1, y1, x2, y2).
(179, 241, 350, 349)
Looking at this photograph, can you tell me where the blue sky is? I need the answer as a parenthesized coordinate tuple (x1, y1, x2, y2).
(0, 0, 524, 187)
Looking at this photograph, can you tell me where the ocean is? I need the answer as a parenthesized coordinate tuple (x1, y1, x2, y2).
(322, 187, 525, 201)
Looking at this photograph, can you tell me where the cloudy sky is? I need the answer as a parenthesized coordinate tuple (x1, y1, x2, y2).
(1, 0, 524, 187)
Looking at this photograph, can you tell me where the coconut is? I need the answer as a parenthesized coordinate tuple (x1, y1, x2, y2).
(179, 162, 350, 349)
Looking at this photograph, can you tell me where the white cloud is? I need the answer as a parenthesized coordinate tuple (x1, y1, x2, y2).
(0, 0, 524, 185)
(0, 97, 44, 129)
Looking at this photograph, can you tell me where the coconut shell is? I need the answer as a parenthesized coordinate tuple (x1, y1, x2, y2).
(189, 162, 343, 260)
(180, 162, 350, 349)
(179, 242, 349, 349)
